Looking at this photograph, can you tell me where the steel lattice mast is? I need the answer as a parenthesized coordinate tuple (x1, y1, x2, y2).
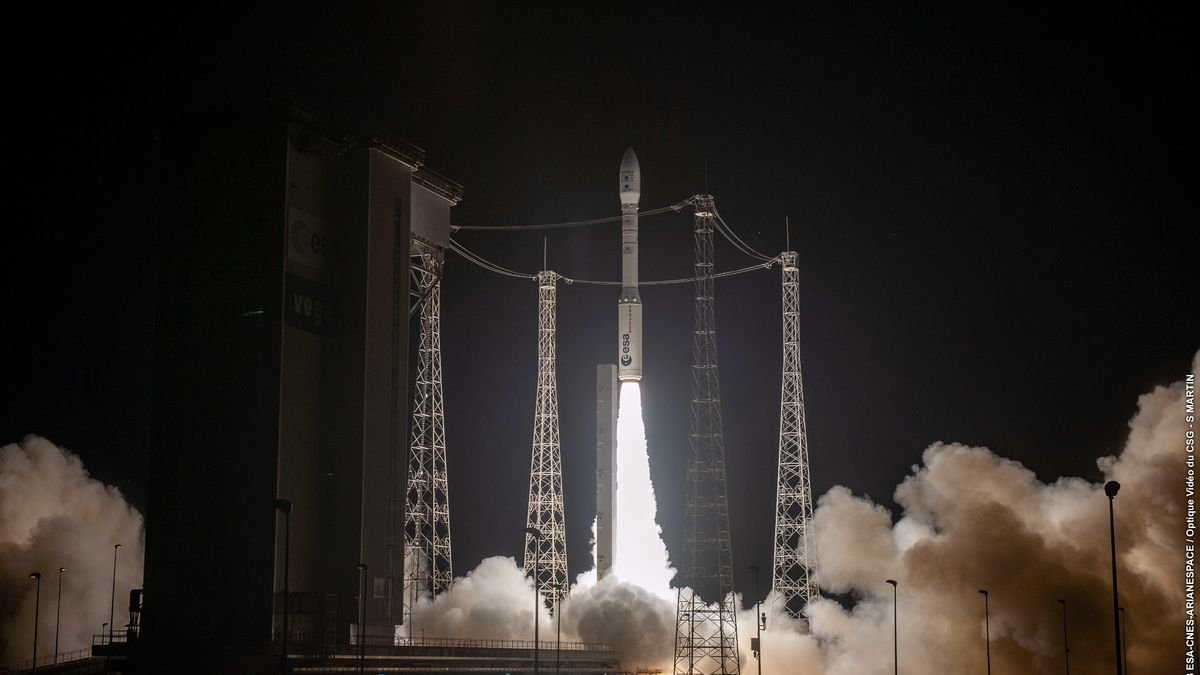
(524, 270, 569, 608)
(771, 250, 818, 621)
(674, 195, 740, 675)
(403, 252, 454, 632)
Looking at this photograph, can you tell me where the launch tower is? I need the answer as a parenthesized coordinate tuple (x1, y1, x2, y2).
(770, 250, 818, 620)
(673, 195, 740, 675)
(524, 270, 569, 606)
(403, 249, 454, 632)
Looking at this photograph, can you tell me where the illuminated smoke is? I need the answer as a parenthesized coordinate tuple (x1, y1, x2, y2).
(611, 382, 675, 599)
(0, 436, 144, 663)
(742, 355, 1194, 674)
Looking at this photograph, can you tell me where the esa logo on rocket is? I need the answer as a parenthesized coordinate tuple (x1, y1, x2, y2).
(621, 333, 632, 366)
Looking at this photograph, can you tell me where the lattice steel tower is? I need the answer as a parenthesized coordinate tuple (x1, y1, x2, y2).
(403, 251, 454, 632)
(524, 270, 569, 607)
(674, 195, 740, 675)
(771, 250, 818, 621)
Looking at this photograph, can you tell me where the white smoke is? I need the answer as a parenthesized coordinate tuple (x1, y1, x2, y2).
(787, 354, 1194, 674)
(0, 436, 144, 664)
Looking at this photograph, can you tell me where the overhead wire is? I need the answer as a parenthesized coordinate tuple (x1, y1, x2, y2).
(448, 240, 536, 280)
(448, 193, 779, 284)
(712, 205, 774, 262)
(450, 202, 688, 231)
(449, 236, 777, 286)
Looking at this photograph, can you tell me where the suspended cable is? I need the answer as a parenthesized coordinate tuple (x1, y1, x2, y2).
(448, 240, 536, 280)
(450, 236, 778, 286)
(558, 257, 780, 287)
(712, 205, 774, 262)
(450, 202, 688, 232)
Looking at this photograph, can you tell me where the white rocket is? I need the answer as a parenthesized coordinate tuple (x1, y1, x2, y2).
(618, 147, 642, 382)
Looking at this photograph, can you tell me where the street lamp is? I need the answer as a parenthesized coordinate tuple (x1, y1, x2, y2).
(1105, 480, 1124, 675)
(525, 526, 542, 675)
(885, 580, 898, 675)
(746, 565, 763, 675)
(978, 590, 991, 675)
(274, 498, 292, 675)
(1118, 606, 1128, 675)
(1057, 599, 1070, 675)
(110, 544, 122, 642)
(55, 567, 66, 664)
(30, 572, 42, 675)
(356, 563, 368, 675)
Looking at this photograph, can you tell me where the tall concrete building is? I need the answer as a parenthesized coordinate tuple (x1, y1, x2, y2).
(144, 103, 459, 672)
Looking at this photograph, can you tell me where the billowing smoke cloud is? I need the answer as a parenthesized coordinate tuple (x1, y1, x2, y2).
(408, 555, 675, 668)
(565, 574, 675, 668)
(789, 354, 1193, 674)
(0, 436, 144, 665)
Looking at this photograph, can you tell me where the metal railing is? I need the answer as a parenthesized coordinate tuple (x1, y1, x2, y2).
(1, 648, 95, 673)
(346, 635, 613, 653)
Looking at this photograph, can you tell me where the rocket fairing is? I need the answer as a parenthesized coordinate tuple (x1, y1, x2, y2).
(618, 148, 643, 382)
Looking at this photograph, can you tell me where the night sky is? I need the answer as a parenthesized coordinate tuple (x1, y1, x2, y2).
(6, 4, 1195, 602)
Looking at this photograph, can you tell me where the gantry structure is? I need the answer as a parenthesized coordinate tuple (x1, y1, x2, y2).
(524, 269, 569, 608)
(403, 250, 454, 632)
(674, 195, 740, 675)
(771, 250, 818, 621)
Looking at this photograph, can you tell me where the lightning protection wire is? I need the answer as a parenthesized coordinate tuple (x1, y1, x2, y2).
(712, 205, 775, 262)
(449, 236, 779, 286)
(450, 202, 688, 231)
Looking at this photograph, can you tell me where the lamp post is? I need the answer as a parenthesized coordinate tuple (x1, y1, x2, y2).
(30, 572, 42, 675)
(978, 590, 991, 675)
(110, 543, 121, 642)
(55, 567, 66, 664)
(1057, 599, 1070, 675)
(747, 565, 763, 675)
(885, 580, 898, 675)
(1118, 606, 1129, 675)
(525, 526, 542, 675)
(275, 498, 292, 675)
(556, 596, 561, 675)
(356, 563, 368, 675)
(1105, 480, 1124, 675)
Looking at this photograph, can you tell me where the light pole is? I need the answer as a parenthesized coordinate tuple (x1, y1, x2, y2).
(1057, 599, 1070, 675)
(55, 567, 66, 664)
(525, 526, 542, 675)
(275, 498, 292, 675)
(30, 572, 42, 675)
(978, 590, 991, 675)
(1118, 606, 1129, 675)
(110, 543, 121, 642)
(885, 580, 898, 675)
(356, 563, 368, 675)
(747, 565, 763, 675)
(556, 596, 561, 675)
(1105, 480, 1124, 675)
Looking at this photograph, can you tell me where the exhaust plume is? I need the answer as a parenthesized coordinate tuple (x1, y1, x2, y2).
(0, 436, 144, 664)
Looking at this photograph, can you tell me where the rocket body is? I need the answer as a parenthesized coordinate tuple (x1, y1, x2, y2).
(618, 148, 643, 382)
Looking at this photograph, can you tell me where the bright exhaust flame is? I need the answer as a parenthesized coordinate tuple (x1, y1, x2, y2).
(612, 382, 675, 599)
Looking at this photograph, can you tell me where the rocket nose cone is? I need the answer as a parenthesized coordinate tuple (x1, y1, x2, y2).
(620, 147, 640, 173)
(620, 147, 641, 204)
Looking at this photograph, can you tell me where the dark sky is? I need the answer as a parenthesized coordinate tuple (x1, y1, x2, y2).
(6, 4, 1195, 599)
